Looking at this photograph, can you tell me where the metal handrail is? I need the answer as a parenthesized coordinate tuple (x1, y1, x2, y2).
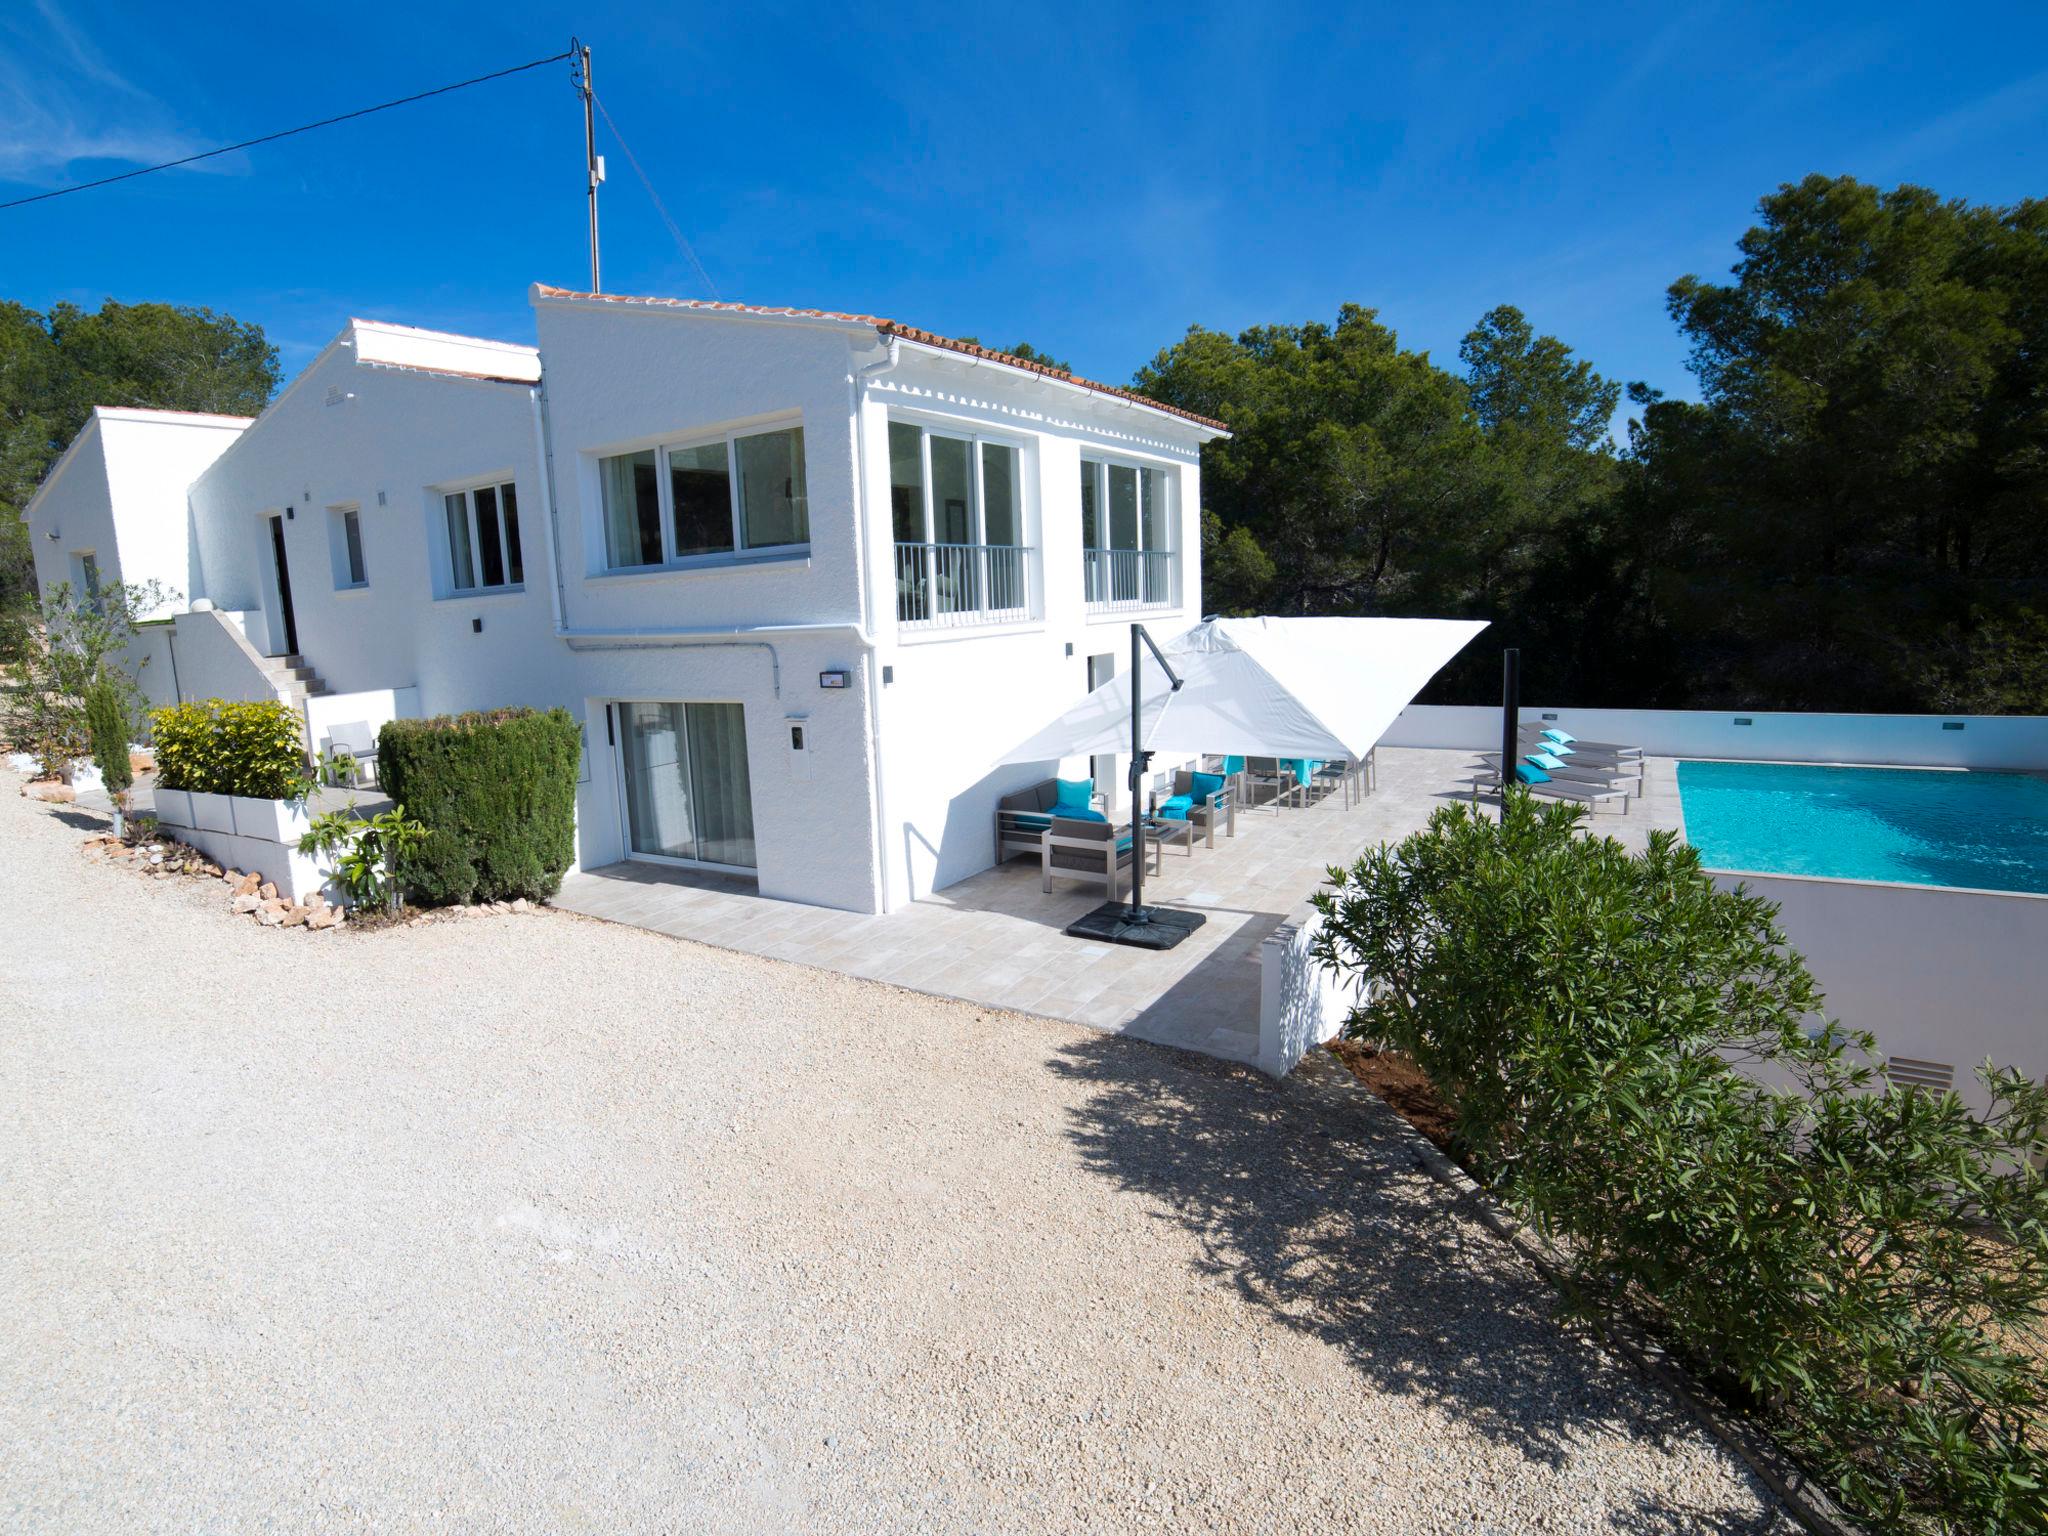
(1082, 547, 1176, 611)
(896, 542, 1035, 627)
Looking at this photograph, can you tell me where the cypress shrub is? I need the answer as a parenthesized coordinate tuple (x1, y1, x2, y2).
(377, 707, 581, 905)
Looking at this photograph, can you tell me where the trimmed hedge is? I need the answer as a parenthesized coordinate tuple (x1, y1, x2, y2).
(377, 707, 580, 905)
(151, 697, 306, 798)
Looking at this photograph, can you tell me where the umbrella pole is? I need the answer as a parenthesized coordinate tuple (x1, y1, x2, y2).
(1500, 646, 1521, 821)
(1128, 621, 1147, 923)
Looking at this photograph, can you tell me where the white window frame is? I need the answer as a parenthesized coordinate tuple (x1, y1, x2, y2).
(329, 504, 368, 590)
(442, 479, 523, 594)
(600, 420, 810, 574)
(1080, 456, 1176, 555)
(889, 419, 1026, 551)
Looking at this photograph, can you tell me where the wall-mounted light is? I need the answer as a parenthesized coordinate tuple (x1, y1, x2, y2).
(376, 490, 387, 507)
(472, 617, 484, 634)
(882, 665, 894, 685)
(818, 669, 849, 690)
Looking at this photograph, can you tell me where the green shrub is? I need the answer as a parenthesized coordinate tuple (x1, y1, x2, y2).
(376, 707, 580, 905)
(1311, 794, 2048, 1536)
(83, 670, 133, 800)
(150, 697, 309, 799)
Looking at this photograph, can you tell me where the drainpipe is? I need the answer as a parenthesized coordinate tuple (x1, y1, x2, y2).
(849, 336, 902, 911)
(529, 384, 569, 634)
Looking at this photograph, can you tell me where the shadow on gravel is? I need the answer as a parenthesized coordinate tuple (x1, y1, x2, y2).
(1049, 1033, 1780, 1525)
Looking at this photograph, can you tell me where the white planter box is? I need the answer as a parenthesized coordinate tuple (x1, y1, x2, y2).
(190, 791, 236, 834)
(153, 786, 194, 827)
(232, 796, 312, 846)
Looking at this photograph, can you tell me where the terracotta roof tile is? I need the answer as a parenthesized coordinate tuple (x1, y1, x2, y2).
(530, 285, 1229, 433)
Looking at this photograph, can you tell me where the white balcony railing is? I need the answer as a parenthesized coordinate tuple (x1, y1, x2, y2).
(1083, 548, 1176, 613)
(896, 542, 1035, 628)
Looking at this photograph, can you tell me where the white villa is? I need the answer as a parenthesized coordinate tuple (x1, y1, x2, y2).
(22, 287, 1228, 914)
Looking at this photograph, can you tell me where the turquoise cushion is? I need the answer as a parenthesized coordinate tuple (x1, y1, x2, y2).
(1530, 751, 1566, 770)
(1157, 794, 1193, 821)
(1290, 758, 1316, 785)
(1222, 755, 1246, 774)
(1516, 762, 1551, 785)
(1058, 806, 1108, 824)
(1054, 777, 1094, 811)
(1115, 833, 1134, 852)
(1189, 771, 1227, 806)
(1008, 811, 1053, 829)
(1542, 728, 1574, 745)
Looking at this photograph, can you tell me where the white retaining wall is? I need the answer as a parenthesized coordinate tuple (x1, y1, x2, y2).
(151, 789, 332, 904)
(1256, 907, 1353, 1076)
(1382, 705, 2048, 771)
(1712, 870, 2048, 1115)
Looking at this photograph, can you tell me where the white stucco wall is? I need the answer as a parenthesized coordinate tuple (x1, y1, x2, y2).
(185, 338, 571, 723)
(858, 360, 1210, 906)
(1709, 870, 2048, 1115)
(20, 409, 248, 618)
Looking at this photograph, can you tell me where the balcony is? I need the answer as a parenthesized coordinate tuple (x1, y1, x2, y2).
(895, 542, 1036, 629)
(1083, 548, 1177, 613)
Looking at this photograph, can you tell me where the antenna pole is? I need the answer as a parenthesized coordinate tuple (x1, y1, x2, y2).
(575, 41, 602, 292)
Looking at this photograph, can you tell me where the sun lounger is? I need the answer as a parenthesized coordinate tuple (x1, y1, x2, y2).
(1470, 762, 1632, 813)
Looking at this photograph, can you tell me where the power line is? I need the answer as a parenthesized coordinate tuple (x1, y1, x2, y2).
(592, 93, 721, 300)
(0, 43, 580, 212)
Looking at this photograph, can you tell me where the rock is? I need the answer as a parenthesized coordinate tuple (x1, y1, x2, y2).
(223, 868, 243, 884)
(255, 906, 285, 927)
(196, 863, 221, 879)
(258, 882, 277, 901)
(489, 901, 512, 915)
(233, 872, 261, 897)
(282, 905, 311, 928)
(232, 893, 263, 914)
(511, 898, 530, 913)
(23, 782, 74, 803)
(307, 906, 342, 930)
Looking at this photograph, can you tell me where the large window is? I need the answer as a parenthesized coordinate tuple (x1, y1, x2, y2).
(889, 420, 1028, 622)
(1080, 457, 1175, 608)
(599, 423, 808, 572)
(617, 700, 756, 870)
(444, 481, 523, 593)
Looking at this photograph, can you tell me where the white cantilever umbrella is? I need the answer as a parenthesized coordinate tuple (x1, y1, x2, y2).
(997, 615, 1488, 766)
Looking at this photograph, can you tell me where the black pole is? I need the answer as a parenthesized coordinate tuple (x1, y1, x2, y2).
(1128, 622, 1149, 922)
(1500, 647, 1521, 820)
(1124, 621, 1185, 923)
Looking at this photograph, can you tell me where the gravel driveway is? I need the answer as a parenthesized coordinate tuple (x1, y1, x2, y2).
(0, 776, 1794, 1534)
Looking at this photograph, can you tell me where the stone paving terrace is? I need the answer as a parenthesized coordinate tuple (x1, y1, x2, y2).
(552, 747, 1687, 1065)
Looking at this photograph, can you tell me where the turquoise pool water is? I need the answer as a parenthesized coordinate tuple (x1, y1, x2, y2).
(1677, 760, 2048, 892)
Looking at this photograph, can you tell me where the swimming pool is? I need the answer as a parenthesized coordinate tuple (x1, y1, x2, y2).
(1677, 760, 2048, 892)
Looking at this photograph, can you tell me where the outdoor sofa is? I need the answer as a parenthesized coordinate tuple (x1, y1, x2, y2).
(995, 777, 1106, 865)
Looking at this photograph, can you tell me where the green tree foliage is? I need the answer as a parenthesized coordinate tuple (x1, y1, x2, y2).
(149, 697, 313, 801)
(4, 578, 168, 774)
(1633, 175, 2048, 709)
(0, 299, 278, 654)
(1136, 175, 2048, 712)
(1312, 796, 2048, 1534)
(1138, 304, 1617, 699)
(377, 708, 582, 905)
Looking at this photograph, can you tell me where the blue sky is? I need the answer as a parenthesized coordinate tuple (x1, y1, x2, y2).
(3, 1, 2044, 407)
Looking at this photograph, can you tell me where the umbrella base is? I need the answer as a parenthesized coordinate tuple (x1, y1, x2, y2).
(1065, 902, 1207, 951)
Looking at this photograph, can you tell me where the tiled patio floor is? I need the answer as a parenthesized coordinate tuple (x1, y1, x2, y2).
(552, 746, 1686, 1066)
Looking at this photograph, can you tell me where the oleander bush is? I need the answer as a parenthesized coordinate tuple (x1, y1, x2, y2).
(150, 697, 309, 799)
(1311, 794, 2048, 1536)
(376, 707, 580, 905)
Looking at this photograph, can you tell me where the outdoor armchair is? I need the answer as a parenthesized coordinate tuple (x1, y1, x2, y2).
(1167, 767, 1236, 847)
(1042, 814, 1156, 899)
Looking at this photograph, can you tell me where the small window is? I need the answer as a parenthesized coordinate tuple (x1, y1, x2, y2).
(443, 481, 523, 593)
(596, 422, 809, 573)
(69, 550, 101, 606)
(329, 506, 368, 588)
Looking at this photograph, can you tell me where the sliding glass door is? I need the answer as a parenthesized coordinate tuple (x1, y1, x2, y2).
(618, 701, 757, 870)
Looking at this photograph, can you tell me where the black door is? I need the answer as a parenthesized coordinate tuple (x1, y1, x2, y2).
(269, 515, 299, 656)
